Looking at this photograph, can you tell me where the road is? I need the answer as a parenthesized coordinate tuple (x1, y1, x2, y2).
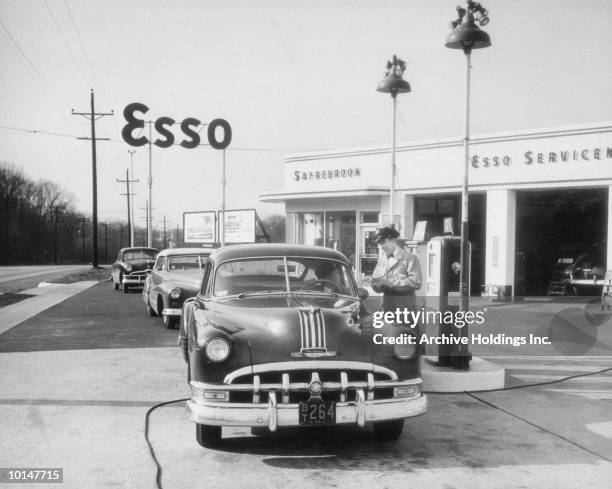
(0, 265, 92, 293)
(0, 282, 610, 488)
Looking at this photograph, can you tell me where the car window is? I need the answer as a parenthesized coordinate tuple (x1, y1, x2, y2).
(154, 256, 166, 271)
(213, 257, 356, 297)
(168, 255, 206, 270)
(123, 249, 157, 261)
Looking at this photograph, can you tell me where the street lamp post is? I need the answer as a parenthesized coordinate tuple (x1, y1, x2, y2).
(377, 55, 411, 229)
(446, 1, 491, 369)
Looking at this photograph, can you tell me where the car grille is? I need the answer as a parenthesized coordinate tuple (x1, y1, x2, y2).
(225, 364, 397, 404)
(127, 270, 148, 277)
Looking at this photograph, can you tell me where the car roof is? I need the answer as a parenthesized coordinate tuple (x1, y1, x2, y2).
(120, 247, 158, 253)
(210, 243, 349, 264)
(157, 247, 213, 257)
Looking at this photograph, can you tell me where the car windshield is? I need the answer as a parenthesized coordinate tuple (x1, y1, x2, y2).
(123, 249, 156, 261)
(213, 257, 357, 298)
(168, 255, 207, 270)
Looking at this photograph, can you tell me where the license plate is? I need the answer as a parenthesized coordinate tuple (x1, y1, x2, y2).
(299, 399, 336, 425)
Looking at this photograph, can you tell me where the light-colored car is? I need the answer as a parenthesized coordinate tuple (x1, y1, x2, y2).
(142, 248, 211, 329)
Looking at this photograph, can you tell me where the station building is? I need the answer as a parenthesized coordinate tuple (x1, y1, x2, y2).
(260, 121, 612, 297)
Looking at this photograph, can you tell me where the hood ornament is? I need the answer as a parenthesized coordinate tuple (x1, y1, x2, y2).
(291, 307, 337, 358)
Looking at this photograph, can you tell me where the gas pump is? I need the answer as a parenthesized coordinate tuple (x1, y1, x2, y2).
(426, 236, 471, 368)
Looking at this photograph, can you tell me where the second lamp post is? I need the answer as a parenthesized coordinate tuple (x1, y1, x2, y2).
(377, 55, 411, 230)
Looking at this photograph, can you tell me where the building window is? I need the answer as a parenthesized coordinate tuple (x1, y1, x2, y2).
(297, 213, 323, 246)
(360, 212, 379, 224)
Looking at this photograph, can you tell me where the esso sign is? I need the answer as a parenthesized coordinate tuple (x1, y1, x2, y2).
(121, 102, 232, 150)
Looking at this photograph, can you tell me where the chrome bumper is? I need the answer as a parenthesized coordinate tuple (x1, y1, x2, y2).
(186, 391, 427, 431)
(162, 308, 182, 317)
(122, 275, 147, 285)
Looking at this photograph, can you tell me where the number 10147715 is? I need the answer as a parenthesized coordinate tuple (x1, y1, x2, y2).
(0, 468, 63, 483)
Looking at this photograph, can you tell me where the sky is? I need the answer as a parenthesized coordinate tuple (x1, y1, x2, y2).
(1, 0, 611, 230)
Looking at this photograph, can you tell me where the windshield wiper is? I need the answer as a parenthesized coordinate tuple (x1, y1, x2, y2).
(290, 290, 339, 298)
(234, 290, 288, 298)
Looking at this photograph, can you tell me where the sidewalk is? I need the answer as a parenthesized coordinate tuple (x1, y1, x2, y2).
(0, 281, 98, 335)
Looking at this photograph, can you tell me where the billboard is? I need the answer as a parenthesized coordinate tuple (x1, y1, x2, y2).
(183, 211, 216, 243)
(219, 209, 256, 243)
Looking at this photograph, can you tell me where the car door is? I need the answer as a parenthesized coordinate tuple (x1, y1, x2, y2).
(149, 255, 167, 310)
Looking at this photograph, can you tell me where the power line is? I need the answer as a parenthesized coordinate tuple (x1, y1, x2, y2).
(0, 125, 328, 152)
(43, 0, 91, 89)
(0, 20, 68, 106)
(62, 0, 110, 105)
(0, 125, 79, 138)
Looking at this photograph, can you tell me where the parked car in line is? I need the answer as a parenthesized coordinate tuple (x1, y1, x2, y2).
(111, 247, 159, 293)
(548, 241, 607, 296)
(179, 243, 427, 448)
(143, 248, 211, 329)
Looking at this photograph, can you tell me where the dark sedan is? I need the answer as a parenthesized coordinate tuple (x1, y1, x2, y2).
(143, 248, 211, 329)
(179, 243, 427, 448)
(111, 247, 158, 293)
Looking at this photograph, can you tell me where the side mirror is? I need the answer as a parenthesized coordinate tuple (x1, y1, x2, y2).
(357, 287, 369, 301)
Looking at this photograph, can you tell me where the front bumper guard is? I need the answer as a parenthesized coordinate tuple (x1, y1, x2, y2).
(186, 390, 427, 431)
(162, 308, 182, 317)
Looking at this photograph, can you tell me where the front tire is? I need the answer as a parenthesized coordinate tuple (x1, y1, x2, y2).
(123, 282, 129, 294)
(196, 424, 221, 448)
(372, 419, 404, 442)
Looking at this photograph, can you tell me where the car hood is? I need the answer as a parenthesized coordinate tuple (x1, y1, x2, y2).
(196, 295, 373, 365)
(166, 270, 203, 291)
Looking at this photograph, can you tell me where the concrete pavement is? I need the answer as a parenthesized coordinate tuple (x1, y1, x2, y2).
(0, 283, 611, 488)
(0, 281, 98, 335)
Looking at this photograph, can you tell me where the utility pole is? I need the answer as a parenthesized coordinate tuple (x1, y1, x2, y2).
(146, 121, 153, 248)
(127, 149, 136, 247)
(116, 169, 138, 246)
(100, 223, 109, 264)
(79, 217, 89, 263)
(72, 89, 113, 268)
(160, 215, 168, 249)
(140, 201, 151, 247)
(52, 206, 65, 264)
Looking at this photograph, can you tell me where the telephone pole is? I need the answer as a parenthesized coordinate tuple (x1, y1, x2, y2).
(140, 201, 152, 247)
(79, 217, 89, 263)
(159, 215, 169, 249)
(146, 121, 153, 248)
(100, 223, 109, 264)
(72, 89, 113, 268)
(52, 205, 65, 264)
(116, 169, 138, 246)
(127, 149, 137, 247)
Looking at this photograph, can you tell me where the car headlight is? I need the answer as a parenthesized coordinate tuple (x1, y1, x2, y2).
(124, 263, 132, 272)
(394, 341, 418, 359)
(204, 337, 230, 362)
(170, 288, 181, 300)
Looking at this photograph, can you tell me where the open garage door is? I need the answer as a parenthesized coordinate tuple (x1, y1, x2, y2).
(515, 188, 608, 296)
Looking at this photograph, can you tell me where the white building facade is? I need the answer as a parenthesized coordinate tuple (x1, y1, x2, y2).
(260, 122, 612, 297)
